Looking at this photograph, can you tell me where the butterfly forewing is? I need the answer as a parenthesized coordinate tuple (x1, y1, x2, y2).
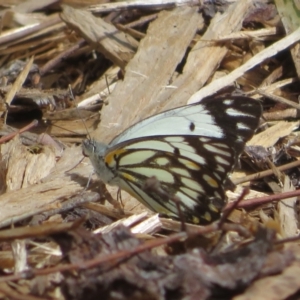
(83, 96, 261, 224)
(110, 96, 260, 146)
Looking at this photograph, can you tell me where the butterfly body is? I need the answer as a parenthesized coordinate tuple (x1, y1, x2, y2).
(82, 96, 261, 224)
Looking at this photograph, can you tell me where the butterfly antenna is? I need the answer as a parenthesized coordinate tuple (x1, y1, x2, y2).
(68, 85, 92, 141)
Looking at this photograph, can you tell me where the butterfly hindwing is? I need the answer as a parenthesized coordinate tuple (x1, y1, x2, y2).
(107, 135, 235, 223)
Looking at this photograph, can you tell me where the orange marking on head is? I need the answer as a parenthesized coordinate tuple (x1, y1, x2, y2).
(105, 148, 126, 166)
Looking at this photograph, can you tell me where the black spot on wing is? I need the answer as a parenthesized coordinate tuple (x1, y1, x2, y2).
(189, 122, 195, 131)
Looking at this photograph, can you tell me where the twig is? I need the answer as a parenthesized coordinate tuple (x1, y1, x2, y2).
(89, 0, 199, 13)
(232, 159, 300, 185)
(0, 120, 38, 144)
(225, 189, 300, 210)
(0, 220, 222, 284)
(189, 27, 300, 103)
(257, 89, 300, 110)
(220, 188, 249, 225)
(39, 39, 87, 76)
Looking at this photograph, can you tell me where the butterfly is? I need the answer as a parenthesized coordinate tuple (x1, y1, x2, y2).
(82, 96, 262, 224)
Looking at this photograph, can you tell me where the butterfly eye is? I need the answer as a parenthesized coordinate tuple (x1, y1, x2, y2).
(82, 140, 92, 157)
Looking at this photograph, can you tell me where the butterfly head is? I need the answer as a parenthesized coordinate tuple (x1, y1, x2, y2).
(82, 139, 116, 184)
(82, 139, 106, 157)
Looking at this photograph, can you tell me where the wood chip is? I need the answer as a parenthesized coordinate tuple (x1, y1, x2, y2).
(61, 5, 138, 69)
(93, 7, 200, 143)
(248, 121, 299, 148)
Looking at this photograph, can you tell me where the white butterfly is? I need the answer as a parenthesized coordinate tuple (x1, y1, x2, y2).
(82, 96, 261, 224)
